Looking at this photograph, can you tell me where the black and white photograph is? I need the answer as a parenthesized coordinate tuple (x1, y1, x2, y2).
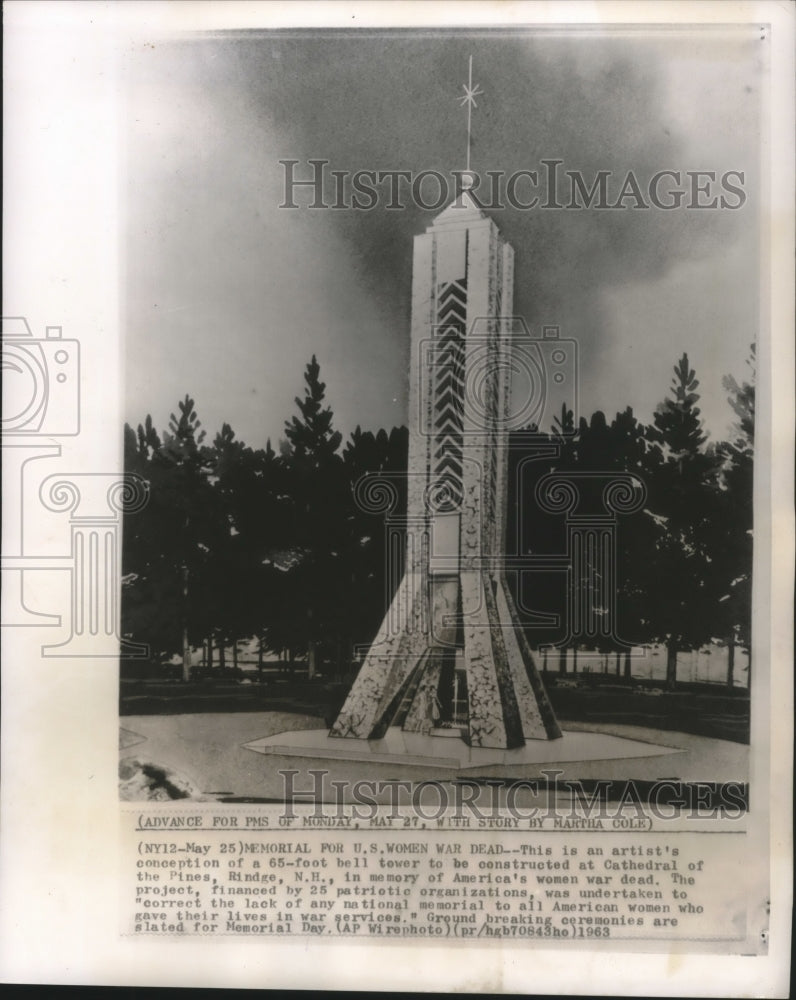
(118, 21, 760, 796)
(1, 2, 793, 993)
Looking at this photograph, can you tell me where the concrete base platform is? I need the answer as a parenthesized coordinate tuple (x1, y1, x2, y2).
(243, 726, 682, 770)
(119, 713, 748, 801)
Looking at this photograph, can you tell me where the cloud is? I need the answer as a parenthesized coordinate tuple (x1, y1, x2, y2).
(124, 29, 761, 444)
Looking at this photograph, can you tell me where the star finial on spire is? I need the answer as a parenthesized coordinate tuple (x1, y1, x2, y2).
(457, 55, 483, 175)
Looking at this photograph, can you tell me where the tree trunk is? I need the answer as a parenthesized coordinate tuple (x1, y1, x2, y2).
(307, 638, 317, 680)
(207, 638, 213, 670)
(218, 639, 226, 672)
(666, 638, 678, 690)
(572, 646, 578, 675)
(182, 630, 191, 682)
(726, 636, 735, 689)
(623, 649, 631, 681)
(559, 646, 567, 675)
(181, 564, 191, 683)
(306, 605, 316, 680)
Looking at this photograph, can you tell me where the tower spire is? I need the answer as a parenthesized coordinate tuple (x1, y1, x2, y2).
(458, 55, 483, 175)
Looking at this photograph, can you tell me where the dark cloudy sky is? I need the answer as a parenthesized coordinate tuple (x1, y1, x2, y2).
(123, 26, 763, 448)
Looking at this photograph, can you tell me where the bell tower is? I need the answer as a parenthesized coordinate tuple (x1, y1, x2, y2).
(330, 180, 561, 748)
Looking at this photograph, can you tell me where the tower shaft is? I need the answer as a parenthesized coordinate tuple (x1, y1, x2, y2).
(331, 194, 561, 748)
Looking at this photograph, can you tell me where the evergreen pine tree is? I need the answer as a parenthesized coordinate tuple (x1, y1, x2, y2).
(284, 355, 342, 469)
(644, 355, 721, 689)
(282, 356, 345, 679)
(713, 346, 755, 686)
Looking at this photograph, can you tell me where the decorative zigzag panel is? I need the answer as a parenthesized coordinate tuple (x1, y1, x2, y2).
(432, 279, 467, 511)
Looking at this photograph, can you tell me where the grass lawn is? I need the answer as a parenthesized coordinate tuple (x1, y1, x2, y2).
(120, 674, 750, 743)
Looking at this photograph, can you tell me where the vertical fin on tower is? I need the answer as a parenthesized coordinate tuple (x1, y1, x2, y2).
(329, 568, 427, 739)
(497, 577, 563, 740)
